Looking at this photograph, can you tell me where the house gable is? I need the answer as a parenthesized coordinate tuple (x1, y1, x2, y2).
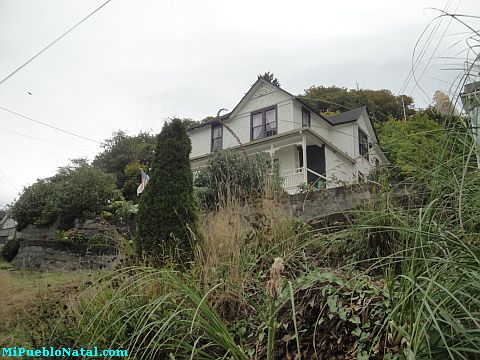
(228, 78, 294, 119)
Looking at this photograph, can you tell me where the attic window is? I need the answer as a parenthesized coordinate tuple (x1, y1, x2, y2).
(211, 124, 223, 152)
(302, 108, 311, 127)
(251, 106, 277, 140)
(358, 128, 369, 160)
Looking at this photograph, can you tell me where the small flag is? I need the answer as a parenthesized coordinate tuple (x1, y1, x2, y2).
(137, 169, 150, 196)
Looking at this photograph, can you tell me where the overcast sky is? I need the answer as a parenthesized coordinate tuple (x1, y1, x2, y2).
(0, 0, 479, 207)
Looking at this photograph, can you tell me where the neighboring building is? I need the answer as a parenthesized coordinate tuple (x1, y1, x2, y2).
(0, 211, 17, 245)
(187, 78, 387, 193)
(460, 81, 480, 168)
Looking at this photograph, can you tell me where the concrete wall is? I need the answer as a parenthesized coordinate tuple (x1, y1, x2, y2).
(14, 239, 120, 271)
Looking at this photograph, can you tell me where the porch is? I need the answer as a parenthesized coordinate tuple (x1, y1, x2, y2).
(262, 132, 328, 194)
(190, 128, 356, 194)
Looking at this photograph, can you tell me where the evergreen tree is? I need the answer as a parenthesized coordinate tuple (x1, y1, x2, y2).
(258, 71, 281, 87)
(136, 119, 198, 267)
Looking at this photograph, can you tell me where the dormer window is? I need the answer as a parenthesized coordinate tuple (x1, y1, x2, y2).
(251, 106, 277, 140)
(211, 124, 223, 151)
(302, 108, 311, 127)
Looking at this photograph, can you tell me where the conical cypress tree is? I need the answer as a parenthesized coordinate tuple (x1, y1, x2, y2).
(136, 119, 198, 267)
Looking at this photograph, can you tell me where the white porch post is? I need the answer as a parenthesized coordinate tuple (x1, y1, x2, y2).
(302, 133, 307, 184)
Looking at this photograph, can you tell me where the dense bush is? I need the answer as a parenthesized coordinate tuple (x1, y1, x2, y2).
(11, 159, 119, 231)
(136, 119, 199, 266)
(194, 150, 281, 208)
(378, 114, 446, 183)
(0, 239, 19, 262)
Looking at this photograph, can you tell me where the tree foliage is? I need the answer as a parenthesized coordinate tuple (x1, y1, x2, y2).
(93, 131, 156, 194)
(258, 71, 281, 87)
(136, 119, 198, 266)
(302, 86, 415, 124)
(11, 159, 119, 231)
(378, 114, 445, 181)
(122, 160, 148, 200)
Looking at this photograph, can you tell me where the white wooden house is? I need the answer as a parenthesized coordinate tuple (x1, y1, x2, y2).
(187, 78, 387, 193)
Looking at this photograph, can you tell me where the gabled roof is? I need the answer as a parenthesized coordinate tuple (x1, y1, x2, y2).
(187, 112, 231, 131)
(187, 79, 368, 131)
(187, 78, 270, 132)
(327, 106, 366, 125)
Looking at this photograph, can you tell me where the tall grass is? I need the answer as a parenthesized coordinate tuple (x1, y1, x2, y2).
(50, 184, 318, 359)
(343, 117, 480, 358)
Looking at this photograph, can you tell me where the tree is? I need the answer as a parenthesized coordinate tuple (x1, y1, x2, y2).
(93, 131, 156, 193)
(11, 159, 119, 230)
(10, 178, 55, 231)
(136, 119, 198, 266)
(302, 86, 415, 124)
(53, 159, 119, 229)
(378, 114, 445, 182)
(180, 118, 202, 129)
(258, 71, 281, 87)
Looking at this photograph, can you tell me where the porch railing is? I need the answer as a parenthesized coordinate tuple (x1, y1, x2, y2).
(281, 168, 304, 190)
(280, 167, 328, 191)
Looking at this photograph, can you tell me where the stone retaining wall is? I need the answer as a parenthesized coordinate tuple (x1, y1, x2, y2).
(14, 239, 121, 271)
(284, 183, 379, 220)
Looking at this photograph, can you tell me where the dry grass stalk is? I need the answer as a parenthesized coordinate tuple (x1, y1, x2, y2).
(195, 195, 251, 289)
(266, 257, 284, 299)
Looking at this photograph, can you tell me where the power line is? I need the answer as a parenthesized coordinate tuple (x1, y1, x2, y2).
(398, 1, 454, 96)
(0, 106, 102, 144)
(0, 128, 97, 153)
(0, 167, 19, 193)
(0, 0, 112, 86)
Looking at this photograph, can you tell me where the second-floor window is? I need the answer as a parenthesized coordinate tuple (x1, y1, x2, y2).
(211, 124, 223, 151)
(302, 108, 311, 127)
(358, 128, 369, 159)
(251, 107, 277, 140)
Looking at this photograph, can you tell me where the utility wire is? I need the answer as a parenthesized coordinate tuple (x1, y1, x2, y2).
(0, 167, 19, 192)
(0, 106, 102, 144)
(0, 0, 112, 86)
(0, 128, 97, 154)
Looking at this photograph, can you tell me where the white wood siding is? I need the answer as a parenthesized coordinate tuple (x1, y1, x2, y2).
(325, 147, 355, 187)
(328, 123, 354, 158)
(190, 126, 211, 158)
(223, 113, 250, 149)
(240, 82, 292, 113)
(292, 102, 355, 159)
(275, 146, 297, 170)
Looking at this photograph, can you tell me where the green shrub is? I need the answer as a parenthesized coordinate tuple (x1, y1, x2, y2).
(0, 239, 20, 262)
(64, 229, 89, 245)
(11, 159, 119, 231)
(194, 150, 281, 208)
(136, 119, 199, 266)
